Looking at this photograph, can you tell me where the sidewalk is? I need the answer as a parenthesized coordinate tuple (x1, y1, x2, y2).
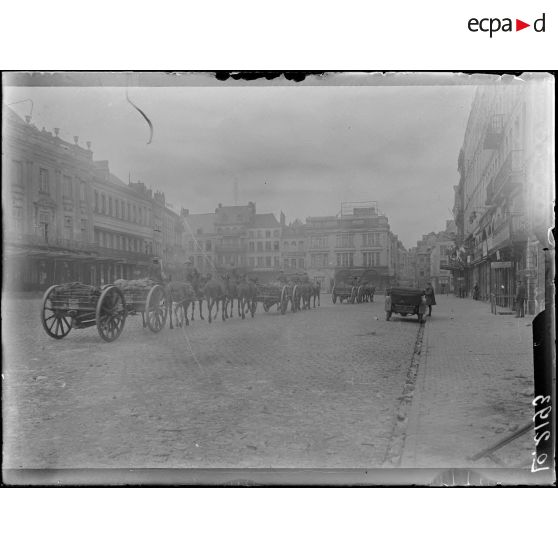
(401, 294, 535, 469)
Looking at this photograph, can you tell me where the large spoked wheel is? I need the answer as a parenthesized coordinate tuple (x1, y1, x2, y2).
(41, 285, 72, 339)
(96, 285, 126, 342)
(280, 286, 288, 315)
(146, 284, 168, 333)
(291, 286, 298, 313)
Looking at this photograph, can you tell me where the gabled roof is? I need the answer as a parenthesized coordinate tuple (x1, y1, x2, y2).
(252, 213, 280, 228)
(184, 213, 216, 235)
(215, 205, 254, 225)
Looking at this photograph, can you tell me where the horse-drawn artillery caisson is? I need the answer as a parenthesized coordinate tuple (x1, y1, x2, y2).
(331, 268, 377, 304)
(114, 279, 169, 332)
(41, 282, 127, 342)
(41, 278, 169, 342)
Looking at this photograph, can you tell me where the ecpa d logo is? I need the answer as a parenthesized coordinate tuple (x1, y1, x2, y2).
(468, 13, 546, 37)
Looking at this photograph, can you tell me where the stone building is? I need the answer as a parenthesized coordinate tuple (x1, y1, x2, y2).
(3, 106, 124, 289)
(3, 105, 182, 290)
(181, 210, 218, 274)
(451, 77, 554, 313)
(280, 216, 307, 272)
(181, 202, 281, 274)
(304, 202, 397, 290)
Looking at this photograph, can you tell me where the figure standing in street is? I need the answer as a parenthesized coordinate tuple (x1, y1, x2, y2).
(424, 282, 436, 317)
(515, 280, 526, 318)
(472, 282, 480, 300)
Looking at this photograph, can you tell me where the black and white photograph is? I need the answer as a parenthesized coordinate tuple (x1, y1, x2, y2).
(1, 71, 555, 486)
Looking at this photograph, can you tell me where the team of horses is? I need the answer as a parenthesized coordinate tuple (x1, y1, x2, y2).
(159, 273, 322, 328)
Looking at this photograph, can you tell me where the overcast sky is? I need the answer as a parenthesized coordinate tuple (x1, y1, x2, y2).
(5, 83, 475, 247)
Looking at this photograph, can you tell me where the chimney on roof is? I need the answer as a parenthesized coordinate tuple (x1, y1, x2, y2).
(280, 211, 286, 226)
(181, 208, 189, 217)
(25, 115, 31, 124)
(73, 136, 79, 145)
(86, 141, 91, 150)
(54, 128, 59, 137)
(218, 203, 222, 208)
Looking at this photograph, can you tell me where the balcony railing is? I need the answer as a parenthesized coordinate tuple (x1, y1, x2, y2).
(492, 150, 524, 201)
(215, 243, 247, 253)
(7, 233, 97, 252)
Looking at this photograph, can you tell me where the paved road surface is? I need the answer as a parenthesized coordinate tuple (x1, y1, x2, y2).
(3, 294, 421, 469)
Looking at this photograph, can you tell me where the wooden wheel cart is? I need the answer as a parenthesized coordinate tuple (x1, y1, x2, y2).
(114, 279, 169, 333)
(41, 283, 127, 342)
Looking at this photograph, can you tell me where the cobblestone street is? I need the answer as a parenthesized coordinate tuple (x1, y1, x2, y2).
(3, 294, 423, 469)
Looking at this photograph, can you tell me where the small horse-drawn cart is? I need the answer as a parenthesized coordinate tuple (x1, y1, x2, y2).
(41, 279, 168, 342)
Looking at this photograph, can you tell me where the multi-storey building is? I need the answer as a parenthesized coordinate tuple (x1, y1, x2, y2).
(410, 221, 456, 292)
(182, 209, 218, 274)
(3, 106, 182, 290)
(91, 175, 154, 284)
(182, 202, 281, 274)
(151, 190, 185, 277)
(3, 106, 131, 289)
(305, 202, 395, 290)
(281, 216, 307, 272)
(451, 78, 554, 313)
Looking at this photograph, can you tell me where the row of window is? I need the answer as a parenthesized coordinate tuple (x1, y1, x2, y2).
(284, 240, 305, 250)
(186, 240, 283, 253)
(249, 241, 280, 252)
(248, 229, 280, 239)
(94, 229, 153, 254)
(34, 166, 87, 202)
(309, 252, 383, 268)
(94, 190, 150, 226)
(283, 259, 305, 269)
(309, 232, 384, 249)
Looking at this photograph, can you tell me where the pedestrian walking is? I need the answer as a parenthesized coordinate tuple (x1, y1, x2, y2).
(515, 280, 526, 318)
(424, 282, 436, 317)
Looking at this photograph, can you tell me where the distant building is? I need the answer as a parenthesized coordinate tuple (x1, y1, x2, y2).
(410, 221, 456, 292)
(281, 217, 307, 272)
(181, 202, 281, 274)
(181, 210, 218, 274)
(304, 202, 397, 290)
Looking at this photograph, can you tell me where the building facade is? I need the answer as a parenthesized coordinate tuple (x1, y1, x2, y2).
(451, 78, 554, 313)
(182, 202, 281, 274)
(304, 203, 397, 291)
(3, 106, 181, 290)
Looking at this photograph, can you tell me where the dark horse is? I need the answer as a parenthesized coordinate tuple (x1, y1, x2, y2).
(204, 274, 227, 323)
(300, 280, 313, 310)
(166, 280, 196, 328)
(311, 280, 321, 308)
(237, 276, 258, 319)
(187, 272, 207, 322)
